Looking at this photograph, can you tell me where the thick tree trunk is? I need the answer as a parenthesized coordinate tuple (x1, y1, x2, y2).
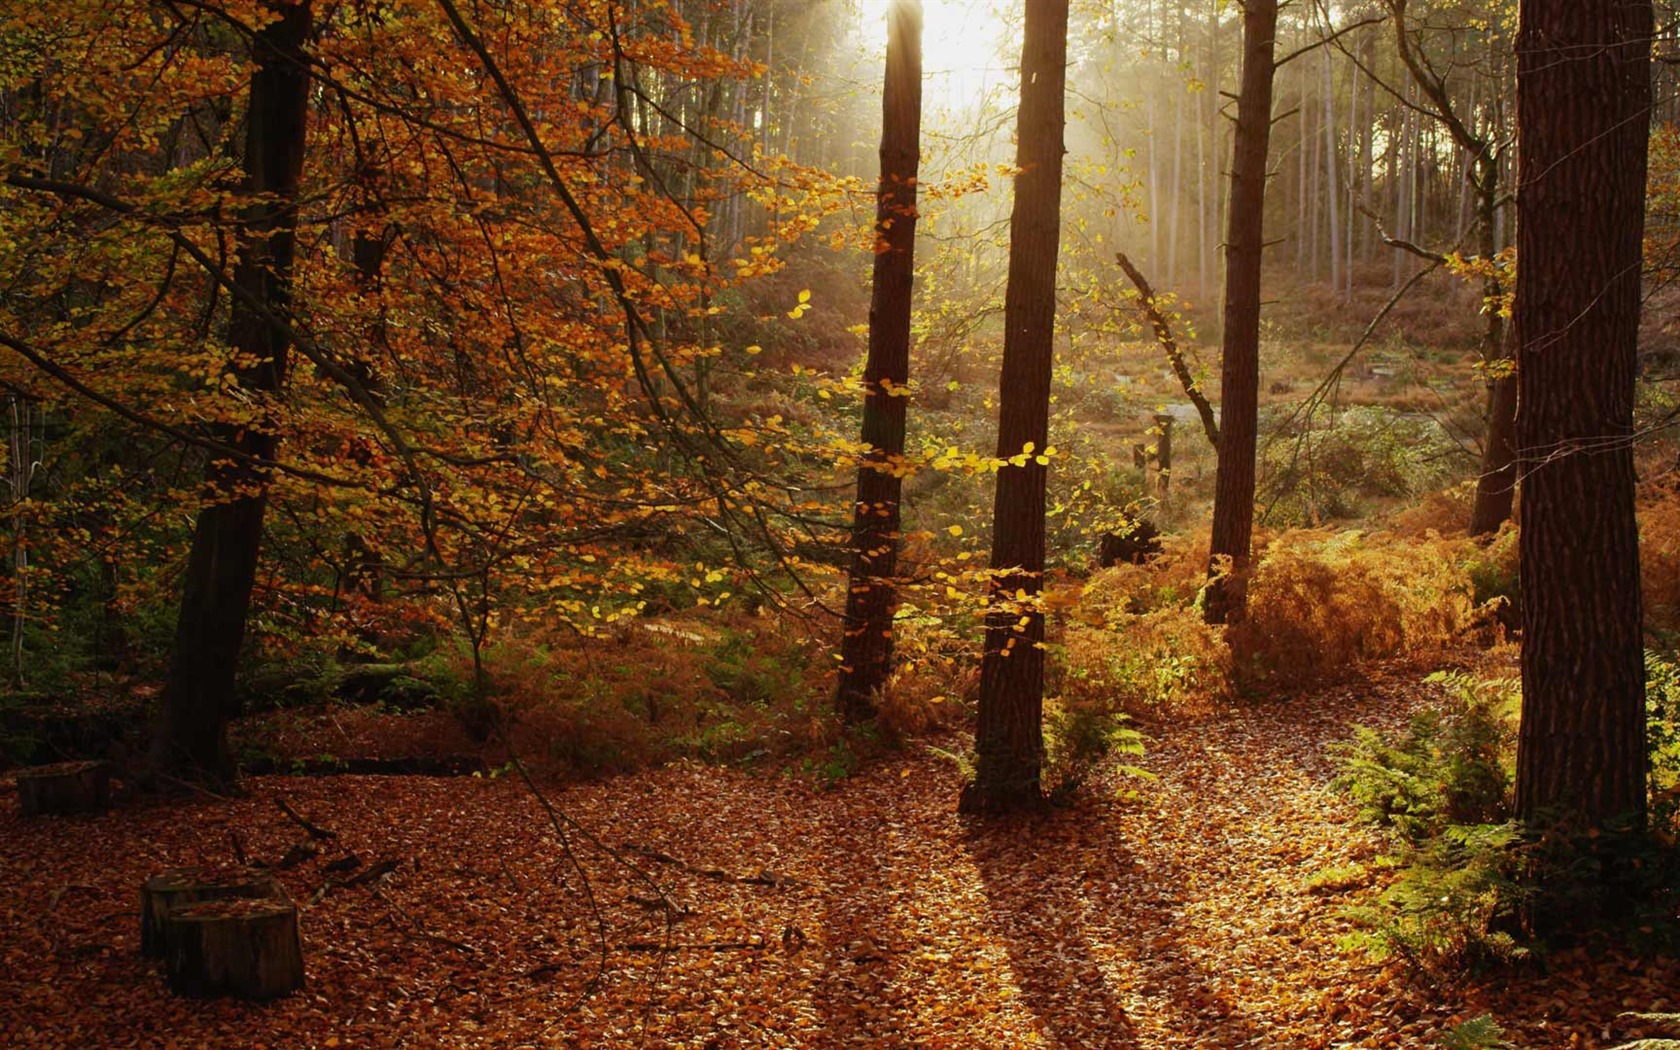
(960, 0, 1068, 815)
(1512, 0, 1651, 839)
(837, 0, 922, 723)
(153, 0, 312, 781)
(1203, 0, 1279, 626)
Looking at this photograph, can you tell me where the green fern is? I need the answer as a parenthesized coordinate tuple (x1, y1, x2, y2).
(1440, 1013, 1508, 1050)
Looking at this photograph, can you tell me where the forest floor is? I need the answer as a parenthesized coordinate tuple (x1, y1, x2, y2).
(3, 665, 1676, 1050)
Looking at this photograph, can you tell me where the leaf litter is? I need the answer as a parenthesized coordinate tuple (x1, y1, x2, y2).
(2, 667, 1675, 1049)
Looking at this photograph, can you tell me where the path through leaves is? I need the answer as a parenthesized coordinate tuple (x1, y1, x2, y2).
(3, 670, 1674, 1048)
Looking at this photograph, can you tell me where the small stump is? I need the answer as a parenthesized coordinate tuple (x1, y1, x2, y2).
(140, 868, 284, 958)
(17, 760, 111, 816)
(165, 897, 304, 1000)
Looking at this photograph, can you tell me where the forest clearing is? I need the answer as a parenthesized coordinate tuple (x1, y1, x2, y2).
(5, 0, 1680, 1046)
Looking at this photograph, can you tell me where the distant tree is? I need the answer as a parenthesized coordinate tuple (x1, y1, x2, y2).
(960, 0, 1069, 815)
(1512, 0, 1651, 843)
(1204, 0, 1280, 626)
(837, 0, 922, 724)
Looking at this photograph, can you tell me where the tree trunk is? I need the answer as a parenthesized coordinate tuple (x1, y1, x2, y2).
(837, 0, 922, 723)
(1469, 365, 1518, 537)
(1322, 43, 1341, 293)
(1204, 0, 1279, 626)
(153, 0, 312, 781)
(1512, 0, 1651, 842)
(960, 0, 1068, 815)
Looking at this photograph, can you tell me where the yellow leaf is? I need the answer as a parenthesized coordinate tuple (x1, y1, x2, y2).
(947, 525, 963, 537)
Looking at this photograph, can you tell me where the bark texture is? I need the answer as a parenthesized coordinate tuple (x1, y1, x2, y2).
(1204, 0, 1279, 625)
(154, 0, 312, 780)
(837, 0, 922, 723)
(1512, 0, 1651, 835)
(960, 0, 1068, 815)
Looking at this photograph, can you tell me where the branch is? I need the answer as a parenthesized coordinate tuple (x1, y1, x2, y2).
(1382, 234, 1448, 264)
(1274, 15, 1385, 69)
(1113, 254, 1220, 451)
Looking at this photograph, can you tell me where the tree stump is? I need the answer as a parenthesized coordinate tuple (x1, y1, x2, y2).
(165, 897, 304, 1000)
(140, 868, 283, 958)
(16, 760, 111, 816)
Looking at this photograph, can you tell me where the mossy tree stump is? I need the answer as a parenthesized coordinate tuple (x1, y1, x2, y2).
(165, 898, 304, 1000)
(16, 760, 111, 816)
(140, 868, 283, 958)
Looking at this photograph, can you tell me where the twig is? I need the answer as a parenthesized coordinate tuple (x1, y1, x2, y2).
(341, 858, 401, 888)
(276, 797, 338, 840)
(620, 938, 767, 953)
(621, 842, 801, 888)
(373, 885, 477, 954)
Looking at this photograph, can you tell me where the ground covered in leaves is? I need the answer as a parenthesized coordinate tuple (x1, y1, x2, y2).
(4, 670, 1676, 1049)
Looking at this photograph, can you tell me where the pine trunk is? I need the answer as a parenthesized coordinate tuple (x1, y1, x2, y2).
(1204, 0, 1278, 625)
(960, 0, 1068, 814)
(837, 0, 922, 723)
(1512, 0, 1651, 839)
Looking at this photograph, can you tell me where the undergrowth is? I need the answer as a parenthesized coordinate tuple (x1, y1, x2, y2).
(1332, 660, 1680, 975)
(1331, 671, 1526, 972)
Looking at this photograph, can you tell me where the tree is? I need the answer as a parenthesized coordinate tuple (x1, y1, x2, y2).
(0, 0, 849, 780)
(1204, 0, 1280, 626)
(1512, 0, 1651, 845)
(153, 0, 313, 779)
(837, 0, 922, 724)
(1378, 0, 1518, 535)
(960, 0, 1069, 815)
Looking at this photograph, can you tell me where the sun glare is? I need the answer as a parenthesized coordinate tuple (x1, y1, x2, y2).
(861, 0, 1013, 116)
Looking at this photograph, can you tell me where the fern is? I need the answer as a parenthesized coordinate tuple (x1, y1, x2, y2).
(1440, 1013, 1509, 1050)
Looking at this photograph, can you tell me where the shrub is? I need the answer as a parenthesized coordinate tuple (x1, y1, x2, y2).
(1055, 610, 1232, 716)
(1462, 523, 1520, 632)
(1648, 650, 1680, 836)
(1642, 494, 1680, 633)
(1231, 529, 1483, 690)
(1260, 406, 1461, 526)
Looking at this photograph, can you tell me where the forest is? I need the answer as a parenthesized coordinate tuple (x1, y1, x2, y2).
(3, 0, 1680, 1046)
